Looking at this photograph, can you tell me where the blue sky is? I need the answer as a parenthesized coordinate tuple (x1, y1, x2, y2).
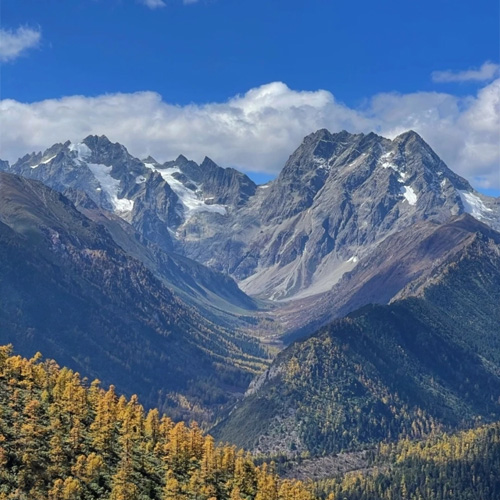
(1, 0, 499, 193)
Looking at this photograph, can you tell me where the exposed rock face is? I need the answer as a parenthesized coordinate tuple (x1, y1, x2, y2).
(2, 130, 499, 305)
(176, 129, 500, 301)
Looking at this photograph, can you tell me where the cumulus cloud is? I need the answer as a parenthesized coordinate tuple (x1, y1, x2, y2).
(140, 0, 166, 9)
(0, 26, 41, 62)
(1, 80, 499, 189)
(432, 61, 499, 83)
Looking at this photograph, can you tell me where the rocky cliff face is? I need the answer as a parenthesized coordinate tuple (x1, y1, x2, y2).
(177, 129, 499, 301)
(3, 130, 499, 305)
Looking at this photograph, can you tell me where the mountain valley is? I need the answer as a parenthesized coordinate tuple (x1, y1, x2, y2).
(0, 172, 268, 425)
(1, 128, 500, 497)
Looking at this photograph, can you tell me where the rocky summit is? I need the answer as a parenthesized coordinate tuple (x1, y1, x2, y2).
(2, 129, 499, 317)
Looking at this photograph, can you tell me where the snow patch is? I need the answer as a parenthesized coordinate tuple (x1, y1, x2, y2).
(113, 197, 135, 213)
(69, 142, 91, 163)
(87, 162, 134, 213)
(145, 163, 227, 217)
(313, 156, 330, 170)
(401, 185, 417, 205)
(459, 190, 492, 219)
(379, 152, 395, 170)
(41, 154, 57, 164)
(347, 256, 359, 263)
(379, 151, 409, 181)
(30, 154, 58, 169)
(135, 175, 147, 184)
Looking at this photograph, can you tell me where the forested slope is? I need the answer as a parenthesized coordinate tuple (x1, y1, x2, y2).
(0, 346, 314, 500)
(1, 346, 498, 499)
(315, 422, 500, 499)
(215, 230, 500, 455)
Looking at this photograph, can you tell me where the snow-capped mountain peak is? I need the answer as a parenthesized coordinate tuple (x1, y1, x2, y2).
(1, 129, 499, 301)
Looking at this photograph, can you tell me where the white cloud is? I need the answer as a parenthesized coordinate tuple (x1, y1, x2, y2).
(432, 61, 499, 83)
(366, 80, 500, 189)
(0, 27, 41, 62)
(140, 0, 166, 9)
(1, 80, 499, 190)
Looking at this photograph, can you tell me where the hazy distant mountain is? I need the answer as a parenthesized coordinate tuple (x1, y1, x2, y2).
(214, 216, 500, 455)
(0, 172, 267, 424)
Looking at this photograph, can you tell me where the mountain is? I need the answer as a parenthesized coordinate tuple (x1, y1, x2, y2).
(0, 172, 268, 424)
(214, 218, 500, 455)
(5, 131, 499, 308)
(176, 129, 500, 301)
(2, 135, 256, 254)
(2, 129, 499, 334)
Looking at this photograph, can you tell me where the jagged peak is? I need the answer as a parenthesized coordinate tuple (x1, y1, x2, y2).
(200, 156, 219, 169)
(175, 154, 190, 164)
(332, 129, 363, 140)
(83, 133, 111, 143)
(82, 134, 114, 151)
(311, 128, 334, 140)
(41, 141, 68, 157)
(142, 155, 158, 165)
(393, 129, 425, 144)
(305, 128, 365, 144)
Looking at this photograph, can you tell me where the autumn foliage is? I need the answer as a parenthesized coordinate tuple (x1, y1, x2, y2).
(0, 346, 314, 500)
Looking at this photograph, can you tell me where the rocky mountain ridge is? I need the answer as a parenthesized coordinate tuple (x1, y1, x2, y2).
(2, 129, 499, 329)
